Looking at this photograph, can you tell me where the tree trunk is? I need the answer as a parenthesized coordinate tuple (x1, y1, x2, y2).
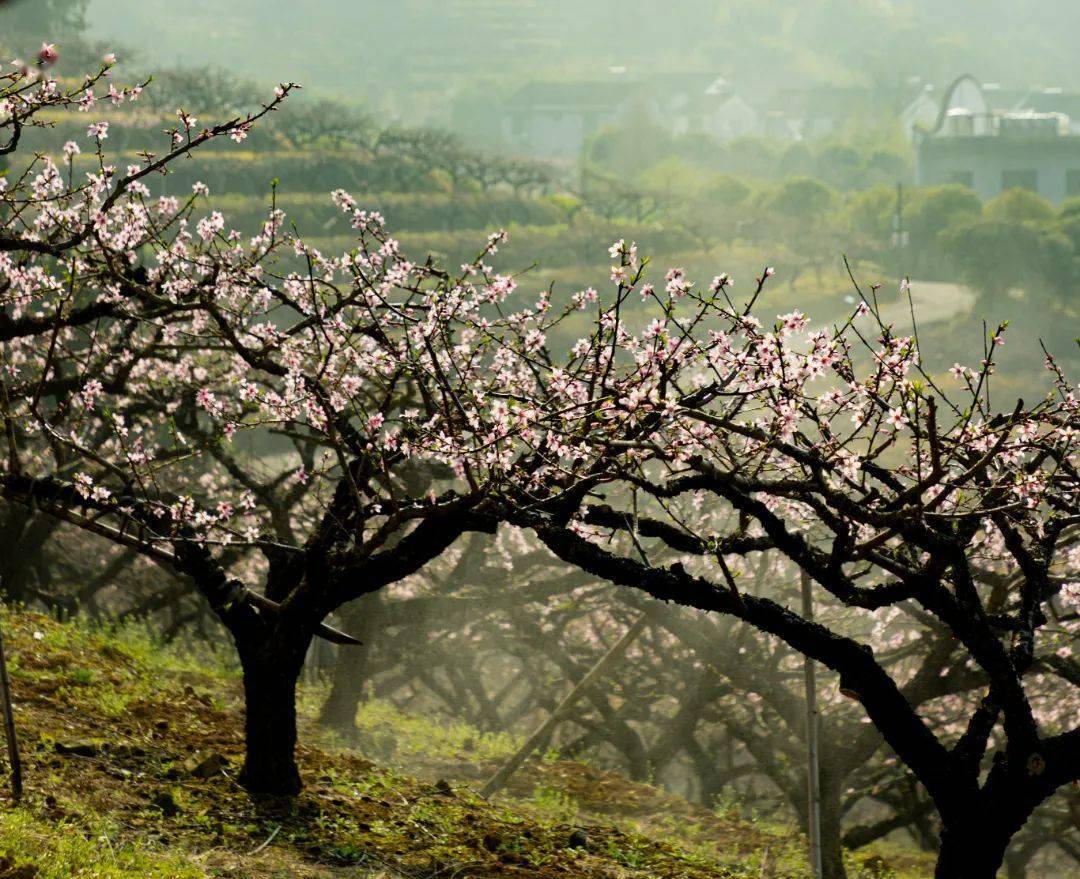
(792, 774, 847, 879)
(819, 786, 847, 879)
(935, 823, 1010, 879)
(0, 505, 52, 604)
(1004, 851, 1028, 879)
(319, 596, 380, 736)
(320, 639, 372, 736)
(237, 640, 307, 796)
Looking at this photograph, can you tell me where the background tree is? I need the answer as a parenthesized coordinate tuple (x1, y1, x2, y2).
(355, 238, 1077, 878)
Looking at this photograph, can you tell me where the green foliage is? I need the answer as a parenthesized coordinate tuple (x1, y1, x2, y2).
(588, 112, 912, 191)
(844, 185, 898, 243)
(907, 185, 984, 251)
(66, 667, 95, 686)
(985, 188, 1056, 224)
(587, 119, 677, 177)
(815, 143, 862, 188)
(940, 219, 1074, 311)
(764, 177, 836, 222)
(637, 157, 716, 198)
(1057, 196, 1080, 220)
(779, 143, 816, 178)
(703, 175, 753, 208)
(1052, 212, 1080, 253)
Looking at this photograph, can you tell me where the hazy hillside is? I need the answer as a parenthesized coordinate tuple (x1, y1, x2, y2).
(76, 0, 1080, 122)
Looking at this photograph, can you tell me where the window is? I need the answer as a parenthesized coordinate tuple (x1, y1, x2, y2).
(1067, 170, 1080, 196)
(1001, 170, 1038, 192)
(947, 170, 975, 189)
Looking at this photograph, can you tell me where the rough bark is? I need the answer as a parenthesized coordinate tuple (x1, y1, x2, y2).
(818, 774, 847, 879)
(236, 635, 310, 796)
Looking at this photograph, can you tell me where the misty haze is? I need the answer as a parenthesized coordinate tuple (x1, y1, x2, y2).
(0, 3, 1076, 879)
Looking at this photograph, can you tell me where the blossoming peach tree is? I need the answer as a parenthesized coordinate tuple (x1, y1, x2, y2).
(475, 246, 1078, 879)
(0, 50, 514, 794)
(1, 51, 1077, 878)
(324, 223, 1076, 876)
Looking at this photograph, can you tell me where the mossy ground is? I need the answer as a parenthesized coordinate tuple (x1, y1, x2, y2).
(0, 608, 933, 878)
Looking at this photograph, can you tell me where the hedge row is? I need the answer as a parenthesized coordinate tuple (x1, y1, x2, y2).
(207, 191, 566, 234)
(301, 221, 698, 272)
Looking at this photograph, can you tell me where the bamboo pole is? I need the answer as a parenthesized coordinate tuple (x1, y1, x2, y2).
(480, 614, 648, 798)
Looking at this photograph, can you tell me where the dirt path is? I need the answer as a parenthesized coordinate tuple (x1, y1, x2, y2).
(876, 280, 976, 329)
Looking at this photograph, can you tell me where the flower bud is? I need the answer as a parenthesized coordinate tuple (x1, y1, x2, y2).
(37, 43, 59, 66)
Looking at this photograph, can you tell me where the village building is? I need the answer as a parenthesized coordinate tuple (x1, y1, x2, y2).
(914, 75, 1080, 203)
(493, 74, 762, 159)
(499, 81, 658, 159)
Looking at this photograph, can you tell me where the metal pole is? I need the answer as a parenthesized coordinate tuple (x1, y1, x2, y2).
(895, 182, 901, 248)
(801, 571, 823, 879)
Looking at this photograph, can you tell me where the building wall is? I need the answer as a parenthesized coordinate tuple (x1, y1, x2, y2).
(901, 92, 939, 142)
(918, 136, 1080, 203)
(503, 111, 591, 158)
(703, 96, 761, 141)
(502, 96, 657, 159)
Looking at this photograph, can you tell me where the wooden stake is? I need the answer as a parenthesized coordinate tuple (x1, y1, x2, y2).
(480, 614, 648, 798)
(0, 599, 23, 802)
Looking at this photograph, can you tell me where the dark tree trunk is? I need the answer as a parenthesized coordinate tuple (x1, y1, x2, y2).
(319, 596, 380, 736)
(819, 783, 847, 879)
(320, 640, 372, 736)
(791, 776, 847, 879)
(0, 504, 54, 604)
(786, 753, 849, 879)
(237, 637, 309, 796)
(935, 822, 1010, 879)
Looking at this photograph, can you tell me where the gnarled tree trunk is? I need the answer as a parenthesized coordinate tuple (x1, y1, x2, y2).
(934, 821, 1010, 879)
(236, 633, 310, 796)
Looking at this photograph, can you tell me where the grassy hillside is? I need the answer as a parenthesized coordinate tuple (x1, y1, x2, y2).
(0, 608, 934, 878)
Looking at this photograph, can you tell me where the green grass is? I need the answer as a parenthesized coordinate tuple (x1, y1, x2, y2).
(0, 605, 940, 879)
(528, 784, 581, 825)
(0, 810, 202, 879)
(353, 697, 522, 762)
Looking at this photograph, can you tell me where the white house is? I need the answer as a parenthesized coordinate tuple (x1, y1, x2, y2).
(916, 74, 1080, 203)
(670, 78, 762, 141)
(501, 81, 658, 159)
